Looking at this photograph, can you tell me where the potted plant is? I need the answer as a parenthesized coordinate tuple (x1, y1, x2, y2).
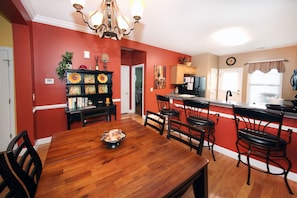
(56, 51, 73, 80)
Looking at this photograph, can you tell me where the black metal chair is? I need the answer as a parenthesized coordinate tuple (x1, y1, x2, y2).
(0, 151, 30, 198)
(156, 95, 180, 130)
(6, 130, 43, 198)
(80, 107, 109, 127)
(183, 99, 218, 161)
(232, 105, 293, 195)
(144, 110, 166, 135)
(168, 119, 205, 155)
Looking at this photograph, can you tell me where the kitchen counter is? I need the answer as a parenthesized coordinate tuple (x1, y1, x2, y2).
(167, 93, 297, 119)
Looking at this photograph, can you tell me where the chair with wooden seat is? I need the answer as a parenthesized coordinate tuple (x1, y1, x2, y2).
(156, 95, 180, 130)
(144, 110, 166, 135)
(232, 105, 293, 195)
(6, 130, 43, 198)
(0, 151, 30, 198)
(80, 107, 109, 127)
(168, 119, 205, 155)
(183, 99, 218, 161)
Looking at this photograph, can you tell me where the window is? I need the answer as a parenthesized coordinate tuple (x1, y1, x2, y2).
(247, 69, 283, 105)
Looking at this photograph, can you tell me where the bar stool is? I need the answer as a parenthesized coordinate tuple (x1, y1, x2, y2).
(156, 95, 180, 131)
(233, 105, 293, 195)
(183, 99, 218, 161)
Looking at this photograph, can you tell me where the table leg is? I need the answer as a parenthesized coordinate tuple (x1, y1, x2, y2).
(193, 165, 208, 198)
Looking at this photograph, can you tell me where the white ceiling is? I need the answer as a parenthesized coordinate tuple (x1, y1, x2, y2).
(21, 0, 297, 56)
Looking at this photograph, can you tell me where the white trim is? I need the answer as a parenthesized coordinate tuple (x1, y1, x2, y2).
(35, 136, 52, 150)
(213, 144, 297, 182)
(32, 98, 121, 113)
(33, 15, 95, 36)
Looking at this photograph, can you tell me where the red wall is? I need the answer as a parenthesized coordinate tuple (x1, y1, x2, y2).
(13, 22, 188, 139)
(12, 23, 35, 141)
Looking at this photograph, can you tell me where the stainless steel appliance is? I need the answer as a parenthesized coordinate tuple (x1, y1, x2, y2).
(178, 75, 206, 97)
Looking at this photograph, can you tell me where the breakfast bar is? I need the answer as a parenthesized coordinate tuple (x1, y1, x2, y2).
(167, 93, 297, 181)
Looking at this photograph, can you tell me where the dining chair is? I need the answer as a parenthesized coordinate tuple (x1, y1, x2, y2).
(168, 119, 205, 155)
(156, 95, 180, 130)
(232, 105, 293, 195)
(183, 99, 218, 161)
(6, 130, 43, 198)
(144, 110, 166, 135)
(0, 151, 30, 198)
(80, 107, 109, 127)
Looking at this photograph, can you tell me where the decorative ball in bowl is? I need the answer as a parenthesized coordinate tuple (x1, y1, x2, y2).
(101, 129, 125, 149)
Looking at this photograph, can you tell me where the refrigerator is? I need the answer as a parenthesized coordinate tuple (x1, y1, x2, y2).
(179, 75, 206, 97)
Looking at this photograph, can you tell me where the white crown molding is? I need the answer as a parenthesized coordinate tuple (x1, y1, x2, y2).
(20, 0, 35, 20)
(33, 14, 95, 35)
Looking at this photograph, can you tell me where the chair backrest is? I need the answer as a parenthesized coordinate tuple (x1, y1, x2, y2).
(184, 99, 211, 122)
(80, 107, 109, 127)
(0, 151, 30, 198)
(232, 105, 285, 148)
(168, 119, 205, 155)
(6, 130, 42, 198)
(156, 95, 171, 111)
(144, 110, 166, 135)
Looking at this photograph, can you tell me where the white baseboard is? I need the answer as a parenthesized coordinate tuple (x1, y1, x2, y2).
(213, 144, 297, 182)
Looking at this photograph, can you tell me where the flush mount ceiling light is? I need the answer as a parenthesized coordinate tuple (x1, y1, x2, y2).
(71, 0, 144, 40)
(212, 27, 250, 46)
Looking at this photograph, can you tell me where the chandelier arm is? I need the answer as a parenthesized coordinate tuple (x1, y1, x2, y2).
(76, 10, 98, 31)
(123, 21, 139, 35)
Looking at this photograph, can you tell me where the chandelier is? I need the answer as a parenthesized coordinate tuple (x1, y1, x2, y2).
(71, 0, 144, 40)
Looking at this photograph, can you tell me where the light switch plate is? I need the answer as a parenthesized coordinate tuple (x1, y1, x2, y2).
(84, 51, 90, 59)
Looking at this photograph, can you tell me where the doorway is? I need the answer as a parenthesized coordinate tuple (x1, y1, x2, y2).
(0, 47, 15, 151)
(217, 67, 243, 102)
(120, 65, 130, 114)
(132, 64, 144, 116)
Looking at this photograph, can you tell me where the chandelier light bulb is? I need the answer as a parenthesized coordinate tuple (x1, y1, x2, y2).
(90, 11, 103, 27)
(117, 16, 129, 31)
(131, 0, 144, 19)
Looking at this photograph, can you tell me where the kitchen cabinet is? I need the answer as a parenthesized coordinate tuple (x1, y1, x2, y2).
(170, 64, 197, 84)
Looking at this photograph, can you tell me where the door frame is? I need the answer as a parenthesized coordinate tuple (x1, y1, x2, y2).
(132, 64, 144, 117)
(120, 65, 130, 114)
(0, 46, 16, 150)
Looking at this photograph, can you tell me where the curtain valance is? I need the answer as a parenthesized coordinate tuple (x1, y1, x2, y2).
(247, 60, 286, 74)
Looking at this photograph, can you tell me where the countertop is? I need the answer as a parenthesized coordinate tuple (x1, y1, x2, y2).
(167, 93, 297, 119)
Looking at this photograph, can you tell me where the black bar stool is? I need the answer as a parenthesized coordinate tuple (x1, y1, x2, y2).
(232, 105, 293, 195)
(183, 99, 218, 161)
(156, 95, 180, 130)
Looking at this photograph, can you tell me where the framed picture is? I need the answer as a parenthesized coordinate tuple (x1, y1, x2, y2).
(67, 85, 81, 96)
(154, 65, 166, 89)
(84, 74, 95, 83)
(84, 85, 96, 94)
(98, 85, 108, 94)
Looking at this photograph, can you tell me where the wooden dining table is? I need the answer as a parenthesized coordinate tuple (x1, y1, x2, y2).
(35, 118, 209, 198)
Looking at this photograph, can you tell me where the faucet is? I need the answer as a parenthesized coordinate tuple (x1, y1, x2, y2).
(226, 90, 232, 102)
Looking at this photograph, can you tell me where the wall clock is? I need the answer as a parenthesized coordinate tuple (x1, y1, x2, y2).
(226, 57, 236, 66)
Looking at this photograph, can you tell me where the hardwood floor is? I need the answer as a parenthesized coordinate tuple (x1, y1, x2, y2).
(37, 113, 297, 198)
